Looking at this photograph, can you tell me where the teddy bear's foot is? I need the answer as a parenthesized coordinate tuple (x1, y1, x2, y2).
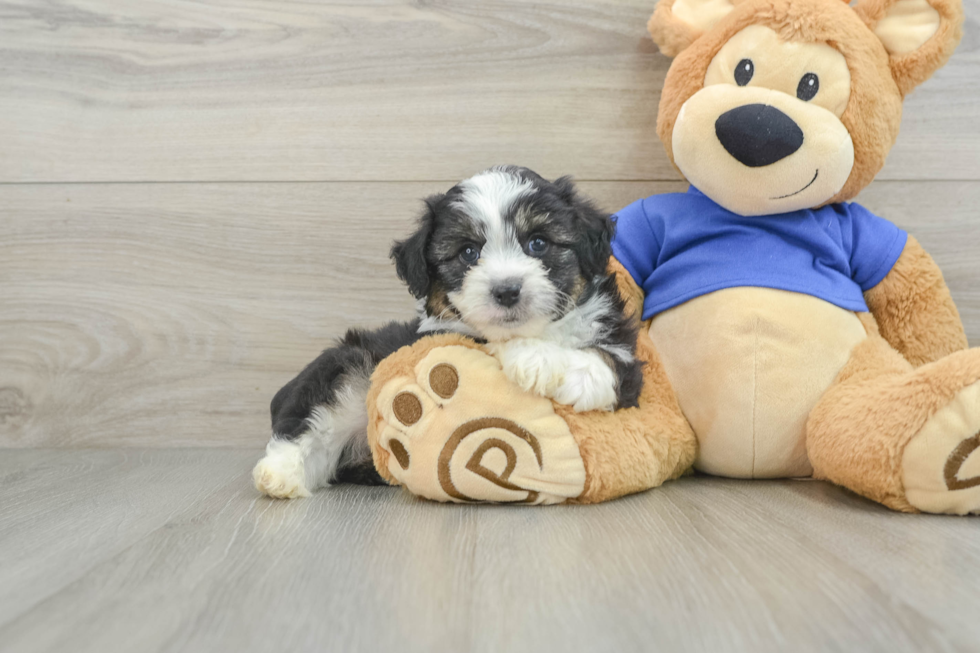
(903, 380, 980, 514)
(373, 345, 587, 504)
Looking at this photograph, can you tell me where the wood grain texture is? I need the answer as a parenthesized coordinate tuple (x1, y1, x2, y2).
(0, 449, 258, 625)
(0, 0, 977, 183)
(1, 450, 978, 653)
(2, 180, 979, 448)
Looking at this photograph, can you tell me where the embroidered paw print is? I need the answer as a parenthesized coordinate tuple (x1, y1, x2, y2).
(375, 346, 586, 504)
(386, 362, 458, 473)
(944, 433, 980, 492)
(903, 381, 980, 515)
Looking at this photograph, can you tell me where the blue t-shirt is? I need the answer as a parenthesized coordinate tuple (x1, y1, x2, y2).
(610, 187, 907, 320)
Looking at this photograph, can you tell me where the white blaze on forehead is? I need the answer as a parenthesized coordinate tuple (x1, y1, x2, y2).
(456, 169, 539, 287)
(454, 169, 535, 241)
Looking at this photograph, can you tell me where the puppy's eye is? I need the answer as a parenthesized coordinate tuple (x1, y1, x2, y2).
(797, 73, 819, 101)
(734, 59, 754, 86)
(459, 245, 480, 264)
(526, 237, 549, 256)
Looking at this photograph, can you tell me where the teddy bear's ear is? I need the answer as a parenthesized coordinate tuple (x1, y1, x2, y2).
(854, 0, 964, 96)
(648, 0, 737, 57)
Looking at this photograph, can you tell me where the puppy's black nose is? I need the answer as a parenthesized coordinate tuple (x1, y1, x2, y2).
(492, 283, 522, 308)
(715, 104, 804, 168)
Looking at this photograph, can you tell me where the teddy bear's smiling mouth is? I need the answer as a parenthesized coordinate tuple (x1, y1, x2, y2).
(771, 169, 819, 200)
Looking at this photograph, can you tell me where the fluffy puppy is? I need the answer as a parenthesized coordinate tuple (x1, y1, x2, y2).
(253, 166, 642, 498)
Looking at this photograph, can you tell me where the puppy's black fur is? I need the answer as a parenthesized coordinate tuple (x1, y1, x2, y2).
(578, 274, 645, 409)
(270, 320, 424, 486)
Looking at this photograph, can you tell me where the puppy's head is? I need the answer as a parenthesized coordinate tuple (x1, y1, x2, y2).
(391, 166, 613, 340)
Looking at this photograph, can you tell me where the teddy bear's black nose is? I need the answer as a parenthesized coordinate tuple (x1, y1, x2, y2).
(715, 104, 804, 167)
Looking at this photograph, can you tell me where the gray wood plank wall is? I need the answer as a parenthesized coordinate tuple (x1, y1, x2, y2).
(2, 0, 979, 448)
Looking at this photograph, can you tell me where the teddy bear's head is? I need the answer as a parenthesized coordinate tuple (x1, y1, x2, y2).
(649, 0, 963, 216)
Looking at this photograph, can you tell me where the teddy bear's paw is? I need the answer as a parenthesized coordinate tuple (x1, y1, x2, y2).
(374, 345, 587, 504)
(902, 380, 980, 515)
(253, 439, 311, 499)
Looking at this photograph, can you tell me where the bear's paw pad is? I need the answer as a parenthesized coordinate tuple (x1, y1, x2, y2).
(903, 380, 980, 515)
(375, 346, 586, 504)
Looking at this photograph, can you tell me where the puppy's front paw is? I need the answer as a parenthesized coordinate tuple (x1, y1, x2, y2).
(552, 350, 618, 412)
(490, 340, 617, 412)
(253, 439, 311, 499)
(487, 338, 567, 397)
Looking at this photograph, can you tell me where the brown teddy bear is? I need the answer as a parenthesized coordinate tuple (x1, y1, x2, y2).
(366, 0, 978, 514)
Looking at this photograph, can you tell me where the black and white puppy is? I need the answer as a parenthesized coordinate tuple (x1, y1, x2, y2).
(253, 166, 643, 498)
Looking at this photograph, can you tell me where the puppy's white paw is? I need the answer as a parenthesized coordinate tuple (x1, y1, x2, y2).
(552, 350, 618, 412)
(253, 439, 311, 499)
(487, 338, 568, 396)
(489, 340, 617, 412)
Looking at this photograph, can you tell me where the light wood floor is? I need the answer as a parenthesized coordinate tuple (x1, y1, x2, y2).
(2, 1, 980, 651)
(1, 450, 979, 653)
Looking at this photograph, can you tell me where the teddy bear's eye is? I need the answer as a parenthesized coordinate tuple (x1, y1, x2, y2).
(797, 73, 819, 101)
(734, 59, 754, 86)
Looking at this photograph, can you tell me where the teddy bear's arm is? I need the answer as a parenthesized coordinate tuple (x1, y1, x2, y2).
(609, 257, 646, 322)
(556, 257, 697, 504)
(864, 235, 968, 367)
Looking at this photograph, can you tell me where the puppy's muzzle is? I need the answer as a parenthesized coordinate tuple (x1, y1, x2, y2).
(715, 104, 804, 168)
(491, 282, 522, 308)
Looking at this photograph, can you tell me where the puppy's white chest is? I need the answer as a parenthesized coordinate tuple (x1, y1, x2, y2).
(650, 287, 867, 478)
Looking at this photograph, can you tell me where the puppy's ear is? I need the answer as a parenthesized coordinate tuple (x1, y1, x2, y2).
(390, 196, 440, 299)
(555, 176, 614, 280)
(855, 0, 963, 96)
(648, 0, 736, 58)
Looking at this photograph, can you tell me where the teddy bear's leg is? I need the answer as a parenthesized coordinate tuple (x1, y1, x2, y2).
(366, 330, 698, 505)
(807, 314, 980, 514)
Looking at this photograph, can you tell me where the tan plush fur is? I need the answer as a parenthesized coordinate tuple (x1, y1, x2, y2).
(864, 235, 968, 367)
(650, 287, 868, 479)
(648, 0, 707, 58)
(650, 0, 961, 204)
(610, 256, 646, 322)
(807, 314, 980, 512)
(855, 0, 965, 96)
(643, 0, 971, 513)
(654, 0, 904, 204)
